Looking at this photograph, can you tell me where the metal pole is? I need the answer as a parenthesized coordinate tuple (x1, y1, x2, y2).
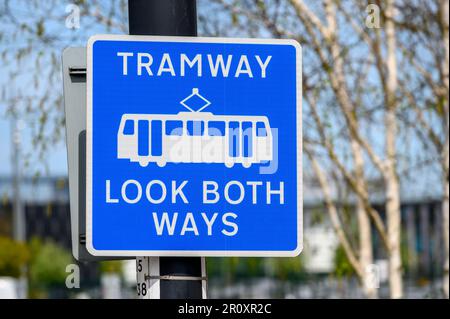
(128, 0, 206, 300)
(11, 115, 25, 242)
(128, 0, 197, 36)
(11, 112, 27, 299)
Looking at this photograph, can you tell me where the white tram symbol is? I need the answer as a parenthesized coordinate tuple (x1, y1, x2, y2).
(117, 88, 273, 168)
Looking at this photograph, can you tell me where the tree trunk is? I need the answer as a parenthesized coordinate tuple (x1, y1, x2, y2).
(357, 198, 377, 298)
(439, 0, 449, 299)
(352, 140, 377, 298)
(307, 150, 364, 280)
(385, 0, 403, 299)
(385, 165, 403, 298)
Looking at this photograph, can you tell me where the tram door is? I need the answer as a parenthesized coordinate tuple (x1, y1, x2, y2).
(138, 120, 163, 159)
(228, 121, 240, 159)
(242, 121, 253, 158)
(151, 120, 162, 157)
(138, 120, 149, 157)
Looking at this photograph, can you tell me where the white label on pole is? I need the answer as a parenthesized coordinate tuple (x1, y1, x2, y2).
(136, 257, 160, 299)
(136, 257, 150, 299)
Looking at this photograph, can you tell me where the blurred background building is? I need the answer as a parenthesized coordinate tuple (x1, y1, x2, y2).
(0, 0, 448, 300)
(0, 175, 444, 298)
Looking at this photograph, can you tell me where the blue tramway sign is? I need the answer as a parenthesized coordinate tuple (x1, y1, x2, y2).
(87, 34, 302, 256)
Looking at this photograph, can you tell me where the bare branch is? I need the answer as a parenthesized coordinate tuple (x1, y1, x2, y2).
(305, 146, 364, 280)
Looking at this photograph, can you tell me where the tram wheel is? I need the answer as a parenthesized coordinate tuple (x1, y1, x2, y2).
(242, 162, 251, 168)
(157, 160, 166, 167)
(225, 161, 234, 168)
(139, 160, 149, 167)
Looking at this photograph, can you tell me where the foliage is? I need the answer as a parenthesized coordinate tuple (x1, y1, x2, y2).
(99, 260, 123, 274)
(27, 237, 72, 288)
(0, 236, 29, 278)
(207, 257, 241, 283)
(207, 256, 305, 282)
(266, 256, 305, 281)
(333, 245, 355, 279)
(0, 0, 448, 297)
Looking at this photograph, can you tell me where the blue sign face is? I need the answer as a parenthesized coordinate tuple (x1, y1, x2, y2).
(86, 35, 302, 256)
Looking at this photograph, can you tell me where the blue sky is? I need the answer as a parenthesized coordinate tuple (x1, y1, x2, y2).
(0, 112, 68, 176)
(0, 1, 116, 178)
(0, 1, 443, 201)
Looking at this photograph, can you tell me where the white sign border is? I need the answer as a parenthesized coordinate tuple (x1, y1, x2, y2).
(86, 34, 302, 257)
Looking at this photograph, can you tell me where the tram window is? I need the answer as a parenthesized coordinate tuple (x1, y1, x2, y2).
(123, 120, 134, 135)
(256, 122, 267, 137)
(229, 121, 240, 157)
(208, 121, 225, 136)
(187, 121, 204, 136)
(242, 122, 253, 158)
(166, 120, 183, 136)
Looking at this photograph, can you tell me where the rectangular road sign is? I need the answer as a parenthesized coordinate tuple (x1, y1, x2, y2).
(87, 34, 302, 256)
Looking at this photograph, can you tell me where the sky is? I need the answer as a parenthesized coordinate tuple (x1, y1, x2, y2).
(0, 113, 68, 177)
(0, 1, 109, 178)
(0, 0, 444, 201)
